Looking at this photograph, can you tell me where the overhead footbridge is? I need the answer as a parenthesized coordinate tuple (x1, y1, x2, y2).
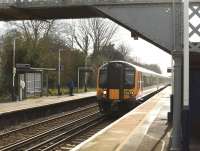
(0, 0, 199, 52)
(0, 0, 189, 53)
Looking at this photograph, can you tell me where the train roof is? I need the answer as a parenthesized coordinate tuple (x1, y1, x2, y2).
(100, 61, 168, 78)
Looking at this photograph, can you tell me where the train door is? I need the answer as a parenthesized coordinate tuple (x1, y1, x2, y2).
(140, 72, 143, 92)
(137, 71, 142, 94)
(119, 66, 124, 100)
(107, 63, 124, 100)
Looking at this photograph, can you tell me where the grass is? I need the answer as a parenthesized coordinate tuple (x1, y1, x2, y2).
(0, 87, 96, 103)
(0, 96, 11, 103)
(48, 87, 96, 96)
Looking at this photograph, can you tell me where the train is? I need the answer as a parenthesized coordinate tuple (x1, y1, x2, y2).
(96, 61, 169, 114)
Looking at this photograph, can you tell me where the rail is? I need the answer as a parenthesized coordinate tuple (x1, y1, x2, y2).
(0, 111, 102, 151)
(0, 112, 102, 151)
(0, 103, 99, 150)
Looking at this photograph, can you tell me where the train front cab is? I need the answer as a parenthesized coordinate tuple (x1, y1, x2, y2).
(97, 62, 142, 114)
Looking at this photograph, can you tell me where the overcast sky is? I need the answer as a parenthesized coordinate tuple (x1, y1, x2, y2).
(0, 20, 171, 75)
(0, 21, 6, 35)
(114, 26, 171, 75)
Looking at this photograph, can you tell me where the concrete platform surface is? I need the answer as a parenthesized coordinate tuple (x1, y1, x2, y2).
(0, 92, 95, 115)
(72, 87, 171, 151)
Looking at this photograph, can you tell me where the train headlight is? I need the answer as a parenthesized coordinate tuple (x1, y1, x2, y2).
(103, 90, 107, 95)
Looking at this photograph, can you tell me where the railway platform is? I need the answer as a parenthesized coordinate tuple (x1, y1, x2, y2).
(0, 92, 96, 129)
(0, 92, 95, 114)
(72, 87, 171, 151)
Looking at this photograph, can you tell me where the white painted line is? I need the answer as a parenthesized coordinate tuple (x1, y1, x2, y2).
(146, 134, 166, 151)
(116, 102, 163, 151)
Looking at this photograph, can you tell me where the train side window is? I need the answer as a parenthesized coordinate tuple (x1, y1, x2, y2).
(143, 73, 152, 87)
(124, 68, 135, 88)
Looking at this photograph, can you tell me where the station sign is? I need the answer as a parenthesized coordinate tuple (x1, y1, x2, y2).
(167, 67, 172, 73)
(78, 66, 93, 72)
(57, 65, 64, 71)
(16, 64, 31, 69)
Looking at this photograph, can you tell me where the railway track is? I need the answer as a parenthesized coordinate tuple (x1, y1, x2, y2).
(0, 112, 103, 151)
(25, 114, 106, 151)
(53, 118, 113, 151)
(0, 103, 99, 150)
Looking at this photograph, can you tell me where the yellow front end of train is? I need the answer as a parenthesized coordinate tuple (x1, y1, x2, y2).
(97, 61, 140, 114)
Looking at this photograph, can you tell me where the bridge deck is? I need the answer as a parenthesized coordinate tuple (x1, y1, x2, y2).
(0, 0, 199, 9)
(0, 0, 181, 8)
(0, 0, 198, 20)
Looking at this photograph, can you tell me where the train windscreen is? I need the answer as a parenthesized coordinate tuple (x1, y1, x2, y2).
(108, 63, 123, 88)
(124, 67, 135, 88)
(99, 68, 107, 88)
(99, 63, 135, 89)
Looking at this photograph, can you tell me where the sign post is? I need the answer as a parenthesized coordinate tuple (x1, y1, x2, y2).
(12, 39, 16, 101)
(77, 66, 93, 93)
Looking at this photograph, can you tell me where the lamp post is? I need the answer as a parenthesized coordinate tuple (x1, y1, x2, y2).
(12, 39, 16, 101)
(183, 0, 189, 112)
(78, 68, 80, 93)
(57, 48, 62, 95)
(77, 66, 93, 93)
(84, 55, 88, 92)
(182, 0, 190, 149)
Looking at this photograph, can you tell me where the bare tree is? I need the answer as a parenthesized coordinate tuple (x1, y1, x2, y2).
(73, 20, 90, 92)
(118, 44, 130, 59)
(85, 18, 118, 56)
(64, 18, 118, 55)
(9, 20, 55, 48)
(74, 24, 90, 56)
(60, 18, 118, 56)
(57, 21, 76, 49)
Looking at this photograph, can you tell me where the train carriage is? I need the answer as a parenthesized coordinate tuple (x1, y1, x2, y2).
(97, 61, 169, 114)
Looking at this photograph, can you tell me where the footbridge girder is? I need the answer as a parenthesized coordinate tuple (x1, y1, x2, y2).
(94, 3, 174, 53)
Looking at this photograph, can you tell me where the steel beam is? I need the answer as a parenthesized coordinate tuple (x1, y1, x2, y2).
(170, 0, 184, 150)
(95, 4, 174, 52)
